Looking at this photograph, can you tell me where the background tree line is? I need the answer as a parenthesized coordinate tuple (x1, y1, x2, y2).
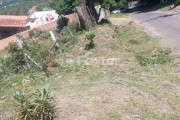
(140, 0, 180, 6)
(50, 0, 129, 15)
(0, 0, 48, 15)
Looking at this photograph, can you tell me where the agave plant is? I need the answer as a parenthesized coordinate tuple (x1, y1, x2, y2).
(14, 90, 34, 120)
(13, 88, 56, 120)
(85, 30, 96, 44)
(85, 30, 96, 50)
(33, 88, 56, 120)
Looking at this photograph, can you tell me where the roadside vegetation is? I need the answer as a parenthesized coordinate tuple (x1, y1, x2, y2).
(152, 2, 174, 11)
(109, 13, 129, 18)
(1, 0, 180, 119)
(0, 19, 180, 119)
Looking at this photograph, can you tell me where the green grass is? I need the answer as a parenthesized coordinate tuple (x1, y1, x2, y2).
(135, 48, 172, 66)
(89, 73, 102, 82)
(109, 13, 129, 18)
(0, 23, 180, 119)
(153, 2, 173, 11)
(107, 43, 119, 51)
(0, 50, 8, 58)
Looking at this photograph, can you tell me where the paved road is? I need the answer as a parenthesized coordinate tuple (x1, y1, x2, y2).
(130, 8, 180, 47)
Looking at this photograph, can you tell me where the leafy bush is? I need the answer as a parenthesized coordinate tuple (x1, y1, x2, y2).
(57, 16, 68, 31)
(28, 30, 35, 38)
(0, 41, 59, 75)
(85, 30, 96, 50)
(174, 0, 180, 6)
(68, 22, 83, 35)
(1, 43, 26, 74)
(135, 48, 173, 66)
(39, 31, 50, 39)
(61, 37, 78, 53)
(14, 88, 56, 120)
(85, 30, 96, 41)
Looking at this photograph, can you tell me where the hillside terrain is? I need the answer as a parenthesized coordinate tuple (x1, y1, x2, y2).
(1, 0, 180, 119)
(0, 19, 180, 119)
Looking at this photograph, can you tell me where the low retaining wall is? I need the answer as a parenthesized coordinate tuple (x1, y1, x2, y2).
(0, 20, 57, 51)
(0, 13, 79, 51)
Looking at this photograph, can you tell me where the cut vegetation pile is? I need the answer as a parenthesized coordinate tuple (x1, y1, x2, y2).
(0, 22, 180, 120)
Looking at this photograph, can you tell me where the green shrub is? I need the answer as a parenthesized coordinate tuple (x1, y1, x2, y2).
(39, 31, 50, 39)
(14, 88, 56, 120)
(57, 16, 68, 31)
(28, 30, 35, 38)
(61, 37, 78, 53)
(68, 22, 83, 35)
(23, 42, 59, 74)
(174, 0, 180, 6)
(1, 41, 59, 75)
(85, 30, 96, 50)
(135, 48, 173, 66)
(85, 30, 96, 41)
(1, 43, 26, 74)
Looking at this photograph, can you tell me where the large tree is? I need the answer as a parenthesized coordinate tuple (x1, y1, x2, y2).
(76, 0, 98, 29)
(52, 0, 128, 29)
(77, 0, 129, 29)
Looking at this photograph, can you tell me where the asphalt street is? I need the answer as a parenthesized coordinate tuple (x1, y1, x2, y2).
(130, 7, 180, 47)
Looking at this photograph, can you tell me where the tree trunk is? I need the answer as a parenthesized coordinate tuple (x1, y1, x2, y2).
(86, 0, 98, 23)
(76, 0, 97, 30)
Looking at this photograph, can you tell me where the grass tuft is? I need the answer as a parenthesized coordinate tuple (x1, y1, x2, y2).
(109, 13, 129, 18)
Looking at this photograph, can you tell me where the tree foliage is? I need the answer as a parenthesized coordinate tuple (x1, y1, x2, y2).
(52, 0, 128, 15)
(50, 0, 78, 15)
(139, 0, 160, 6)
(36, 2, 53, 11)
(99, 0, 128, 9)
(0, 0, 48, 15)
(174, 0, 180, 6)
(51, 0, 128, 30)
(139, 0, 180, 6)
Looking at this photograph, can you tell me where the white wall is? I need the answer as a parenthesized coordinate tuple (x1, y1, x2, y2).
(26, 10, 59, 28)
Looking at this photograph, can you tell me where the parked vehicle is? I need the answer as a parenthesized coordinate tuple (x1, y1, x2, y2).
(111, 8, 126, 14)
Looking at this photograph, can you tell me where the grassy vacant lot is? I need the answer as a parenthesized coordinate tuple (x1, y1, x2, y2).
(0, 22, 180, 120)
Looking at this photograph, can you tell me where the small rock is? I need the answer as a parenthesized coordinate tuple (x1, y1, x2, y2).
(12, 83, 20, 89)
(12, 83, 18, 87)
(0, 96, 7, 101)
(80, 47, 83, 50)
(132, 90, 137, 94)
(22, 79, 32, 87)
